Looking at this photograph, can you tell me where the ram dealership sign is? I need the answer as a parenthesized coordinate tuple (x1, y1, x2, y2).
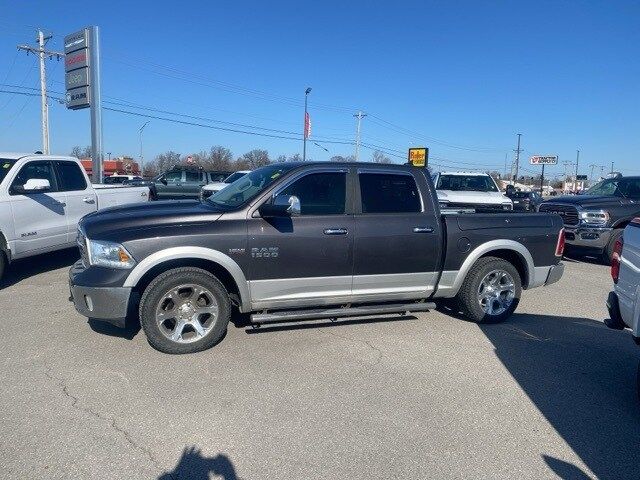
(530, 155, 558, 165)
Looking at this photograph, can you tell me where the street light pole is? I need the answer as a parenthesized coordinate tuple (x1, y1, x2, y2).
(303, 87, 311, 161)
(139, 121, 150, 174)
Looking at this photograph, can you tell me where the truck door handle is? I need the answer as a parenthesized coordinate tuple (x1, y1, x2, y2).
(82, 197, 95, 204)
(413, 226, 434, 233)
(324, 228, 348, 235)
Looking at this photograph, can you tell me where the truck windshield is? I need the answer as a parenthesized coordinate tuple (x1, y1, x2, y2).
(0, 159, 17, 184)
(437, 174, 498, 192)
(207, 164, 296, 209)
(223, 171, 247, 184)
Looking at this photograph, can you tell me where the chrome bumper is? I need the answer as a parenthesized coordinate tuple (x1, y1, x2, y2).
(545, 263, 564, 286)
(564, 226, 612, 250)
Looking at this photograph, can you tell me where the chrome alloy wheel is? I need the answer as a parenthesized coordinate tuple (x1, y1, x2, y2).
(155, 284, 219, 343)
(477, 269, 516, 316)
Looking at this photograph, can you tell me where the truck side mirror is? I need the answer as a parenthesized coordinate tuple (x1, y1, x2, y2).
(19, 178, 51, 193)
(259, 194, 301, 218)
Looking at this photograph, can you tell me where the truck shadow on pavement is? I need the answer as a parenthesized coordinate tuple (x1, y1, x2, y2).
(480, 313, 640, 479)
(158, 446, 238, 480)
(1, 247, 78, 289)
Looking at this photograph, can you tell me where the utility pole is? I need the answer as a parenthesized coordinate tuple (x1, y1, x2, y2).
(354, 111, 367, 161)
(574, 150, 580, 189)
(589, 164, 598, 184)
(17, 29, 63, 154)
(562, 161, 573, 192)
(611, 161, 614, 174)
(139, 121, 150, 174)
(600, 165, 605, 177)
(302, 87, 311, 161)
(513, 133, 523, 183)
(504, 153, 508, 179)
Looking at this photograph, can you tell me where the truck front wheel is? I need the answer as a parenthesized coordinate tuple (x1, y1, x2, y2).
(455, 257, 522, 324)
(139, 267, 231, 354)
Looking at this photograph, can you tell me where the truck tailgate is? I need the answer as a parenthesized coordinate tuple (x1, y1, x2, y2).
(94, 185, 149, 209)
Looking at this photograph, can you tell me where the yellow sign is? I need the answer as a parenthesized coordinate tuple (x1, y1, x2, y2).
(408, 147, 428, 167)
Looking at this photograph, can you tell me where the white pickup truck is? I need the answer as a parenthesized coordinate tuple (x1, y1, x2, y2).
(432, 171, 513, 213)
(0, 153, 150, 281)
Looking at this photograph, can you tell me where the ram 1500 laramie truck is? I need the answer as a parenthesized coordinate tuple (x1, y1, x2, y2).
(69, 162, 565, 354)
(0, 153, 150, 282)
(540, 176, 640, 263)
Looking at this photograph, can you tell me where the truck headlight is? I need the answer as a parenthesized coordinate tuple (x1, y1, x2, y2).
(579, 210, 610, 226)
(502, 203, 513, 211)
(88, 240, 136, 269)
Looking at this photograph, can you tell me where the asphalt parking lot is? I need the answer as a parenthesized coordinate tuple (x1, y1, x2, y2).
(1, 250, 639, 480)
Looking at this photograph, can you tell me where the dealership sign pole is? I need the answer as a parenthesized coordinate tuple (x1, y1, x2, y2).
(530, 155, 558, 194)
(64, 26, 103, 183)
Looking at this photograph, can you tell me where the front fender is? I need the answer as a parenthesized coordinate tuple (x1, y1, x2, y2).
(122, 246, 251, 312)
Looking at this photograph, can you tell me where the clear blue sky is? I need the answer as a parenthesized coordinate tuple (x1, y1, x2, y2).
(0, 0, 638, 178)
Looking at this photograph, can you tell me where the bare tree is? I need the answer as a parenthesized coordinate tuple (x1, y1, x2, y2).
(240, 149, 271, 169)
(70, 146, 92, 159)
(275, 154, 287, 163)
(372, 150, 391, 164)
(152, 151, 182, 174)
(287, 153, 302, 162)
(208, 146, 233, 171)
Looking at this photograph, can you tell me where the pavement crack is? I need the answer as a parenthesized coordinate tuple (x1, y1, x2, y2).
(43, 367, 173, 479)
(324, 330, 383, 368)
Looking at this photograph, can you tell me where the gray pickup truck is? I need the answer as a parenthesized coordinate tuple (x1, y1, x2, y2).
(70, 162, 565, 354)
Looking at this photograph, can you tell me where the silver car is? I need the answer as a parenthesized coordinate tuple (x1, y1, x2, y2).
(606, 218, 640, 398)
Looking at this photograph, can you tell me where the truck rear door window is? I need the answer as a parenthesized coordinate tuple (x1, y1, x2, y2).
(55, 161, 87, 191)
(279, 172, 346, 215)
(359, 173, 421, 214)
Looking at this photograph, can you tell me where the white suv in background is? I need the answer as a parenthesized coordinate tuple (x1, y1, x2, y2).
(200, 170, 251, 200)
(432, 171, 513, 213)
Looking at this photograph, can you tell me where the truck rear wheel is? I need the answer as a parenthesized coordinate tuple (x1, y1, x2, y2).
(0, 251, 5, 283)
(455, 257, 521, 324)
(139, 267, 231, 354)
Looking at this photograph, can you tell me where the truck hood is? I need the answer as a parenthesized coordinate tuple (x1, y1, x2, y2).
(80, 200, 224, 239)
(437, 190, 511, 204)
(543, 195, 631, 208)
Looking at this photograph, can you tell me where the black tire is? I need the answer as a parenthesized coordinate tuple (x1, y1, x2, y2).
(454, 256, 522, 324)
(0, 251, 5, 283)
(603, 228, 624, 265)
(139, 267, 231, 354)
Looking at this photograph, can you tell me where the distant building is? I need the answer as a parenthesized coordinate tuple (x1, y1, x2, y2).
(79, 156, 140, 180)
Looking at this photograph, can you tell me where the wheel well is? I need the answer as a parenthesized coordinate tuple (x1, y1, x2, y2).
(479, 249, 529, 288)
(133, 258, 241, 305)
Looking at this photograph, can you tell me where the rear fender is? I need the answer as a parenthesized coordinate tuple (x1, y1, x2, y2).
(435, 240, 534, 298)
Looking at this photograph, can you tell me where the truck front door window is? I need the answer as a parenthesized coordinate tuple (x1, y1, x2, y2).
(10, 161, 57, 194)
(278, 172, 346, 215)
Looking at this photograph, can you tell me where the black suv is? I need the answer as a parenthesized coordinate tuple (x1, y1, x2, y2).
(507, 190, 544, 212)
(540, 176, 640, 262)
(154, 167, 229, 199)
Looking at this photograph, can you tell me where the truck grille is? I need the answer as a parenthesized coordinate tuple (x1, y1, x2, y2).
(539, 203, 579, 226)
(77, 231, 89, 267)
